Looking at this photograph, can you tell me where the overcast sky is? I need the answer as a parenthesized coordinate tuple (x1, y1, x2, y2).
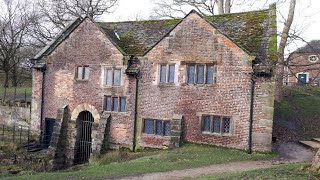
(100, 0, 320, 52)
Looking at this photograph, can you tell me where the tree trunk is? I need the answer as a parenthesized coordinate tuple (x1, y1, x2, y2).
(225, 0, 231, 14)
(216, 0, 224, 14)
(311, 149, 320, 171)
(3, 71, 9, 87)
(275, 0, 296, 101)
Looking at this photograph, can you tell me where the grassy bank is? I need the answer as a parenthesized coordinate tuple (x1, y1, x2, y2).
(3, 143, 276, 180)
(0, 87, 32, 101)
(194, 163, 320, 180)
(274, 86, 320, 140)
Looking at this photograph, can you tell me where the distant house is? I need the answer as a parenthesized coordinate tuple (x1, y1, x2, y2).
(31, 5, 276, 165)
(285, 40, 320, 86)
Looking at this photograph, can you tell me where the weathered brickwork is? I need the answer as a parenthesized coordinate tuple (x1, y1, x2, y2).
(32, 9, 275, 154)
(33, 19, 135, 148)
(286, 52, 320, 86)
(141, 13, 274, 151)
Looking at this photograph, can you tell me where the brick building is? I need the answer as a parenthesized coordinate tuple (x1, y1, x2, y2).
(32, 5, 276, 165)
(285, 40, 320, 86)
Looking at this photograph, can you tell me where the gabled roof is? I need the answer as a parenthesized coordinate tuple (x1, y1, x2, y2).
(34, 5, 276, 74)
(97, 6, 275, 59)
(296, 40, 320, 53)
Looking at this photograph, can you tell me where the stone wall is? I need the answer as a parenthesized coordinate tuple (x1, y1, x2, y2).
(0, 105, 32, 128)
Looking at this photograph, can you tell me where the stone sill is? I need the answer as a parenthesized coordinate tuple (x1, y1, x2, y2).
(181, 83, 216, 87)
(75, 79, 89, 82)
(103, 111, 130, 116)
(141, 133, 171, 140)
(201, 132, 236, 138)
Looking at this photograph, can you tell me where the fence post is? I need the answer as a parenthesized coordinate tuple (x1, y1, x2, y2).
(24, 88, 27, 102)
(14, 87, 17, 102)
(13, 124, 16, 143)
(19, 126, 22, 144)
(27, 125, 30, 151)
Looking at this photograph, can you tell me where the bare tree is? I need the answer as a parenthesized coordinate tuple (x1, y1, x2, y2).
(0, 0, 37, 87)
(275, 0, 296, 101)
(152, 0, 235, 18)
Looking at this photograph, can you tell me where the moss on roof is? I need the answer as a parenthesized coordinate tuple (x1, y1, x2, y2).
(96, 6, 275, 63)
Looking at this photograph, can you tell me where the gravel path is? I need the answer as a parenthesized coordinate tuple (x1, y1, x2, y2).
(114, 142, 315, 180)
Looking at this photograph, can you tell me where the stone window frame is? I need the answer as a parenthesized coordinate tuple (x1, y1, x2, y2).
(198, 113, 234, 137)
(296, 72, 309, 84)
(308, 55, 319, 63)
(159, 63, 176, 84)
(186, 63, 216, 85)
(102, 66, 124, 87)
(75, 65, 90, 81)
(104, 95, 127, 113)
(142, 118, 171, 137)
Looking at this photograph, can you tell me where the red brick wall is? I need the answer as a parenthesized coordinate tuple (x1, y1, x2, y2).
(32, 19, 135, 146)
(286, 52, 320, 86)
(140, 13, 269, 150)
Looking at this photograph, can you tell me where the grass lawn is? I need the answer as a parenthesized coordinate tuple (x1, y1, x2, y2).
(193, 163, 320, 180)
(274, 86, 320, 140)
(2, 143, 276, 180)
(0, 86, 32, 101)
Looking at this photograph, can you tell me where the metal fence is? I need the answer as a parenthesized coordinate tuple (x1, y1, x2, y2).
(0, 123, 51, 153)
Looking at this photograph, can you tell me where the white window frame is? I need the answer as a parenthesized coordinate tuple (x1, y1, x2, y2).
(308, 55, 319, 63)
(296, 72, 309, 83)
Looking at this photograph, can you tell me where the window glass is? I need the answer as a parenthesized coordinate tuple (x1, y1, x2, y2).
(77, 66, 83, 80)
(144, 120, 154, 134)
(223, 118, 231, 133)
(188, 65, 195, 84)
(113, 69, 121, 86)
(120, 97, 126, 112)
(164, 121, 171, 136)
(156, 120, 163, 135)
(197, 65, 204, 84)
(160, 65, 167, 83)
(203, 116, 211, 132)
(168, 64, 175, 83)
(213, 117, 220, 133)
(84, 67, 89, 80)
(106, 69, 113, 86)
(206, 65, 214, 84)
(106, 96, 111, 111)
(112, 97, 119, 111)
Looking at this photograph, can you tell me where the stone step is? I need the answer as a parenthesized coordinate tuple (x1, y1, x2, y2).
(312, 138, 320, 143)
(299, 141, 320, 149)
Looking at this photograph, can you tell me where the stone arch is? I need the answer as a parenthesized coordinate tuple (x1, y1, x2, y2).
(67, 103, 102, 165)
(71, 103, 101, 125)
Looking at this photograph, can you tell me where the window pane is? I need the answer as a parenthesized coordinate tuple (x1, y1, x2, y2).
(164, 121, 171, 136)
(112, 97, 119, 111)
(202, 116, 211, 132)
(168, 64, 175, 83)
(144, 120, 154, 134)
(105, 96, 111, 111)
(187, 65, 195, 84)
(84, 67, 89, 80)
(160, 65, 167, 83)
(197, 65, 204, 84)
(156, 120, 163, 135)
(223, 118, 231, 133)
(213, 117, 220, 133)
(206, 65, 214, 84)
(77, 67, 83, 79)
(113, 69, 121, 86)
(120, 97, 126, 112)
(106, 69, 113, 86)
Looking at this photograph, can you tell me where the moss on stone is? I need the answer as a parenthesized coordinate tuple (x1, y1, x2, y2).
(268, 36, 277, 61)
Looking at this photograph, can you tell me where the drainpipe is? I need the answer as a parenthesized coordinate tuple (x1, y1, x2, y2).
(133, 75, 139, 152)
(248, 74, 256, 154)
(40, 67, 46, 143)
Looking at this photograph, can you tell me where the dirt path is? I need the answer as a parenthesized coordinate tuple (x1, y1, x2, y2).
(115, 142, 315, 180)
